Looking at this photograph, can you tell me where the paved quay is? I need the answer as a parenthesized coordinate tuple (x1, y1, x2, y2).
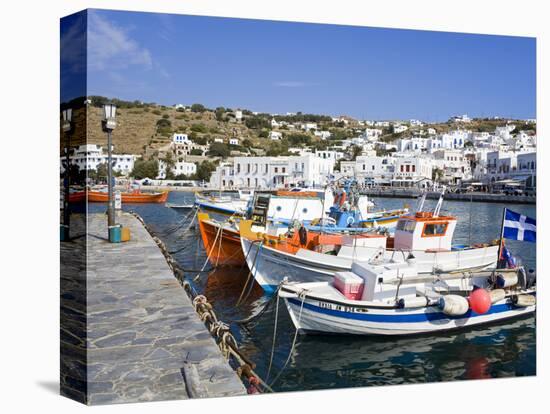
(61, 212, 246, 405)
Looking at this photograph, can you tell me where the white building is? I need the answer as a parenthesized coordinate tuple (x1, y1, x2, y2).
(451, 114, 471, 123)
(235, 110, 243, 121)
(355, 155, 395, 185)
(432, 149, 471, 184)
(300, 122, 318, 132)
(229, 138, 240, 146)
(314, 130, 332, 140)
(362, 128, 383, 140)
(269, 131, 283, 140)
(172, 133, 189, 144)
(315, 150, 345, 161)
(393, 124, 409, 134)
(410, 119, 424, 127)
(158, 160, 197, 179)
(60, 144, 137, 176)
(210, 154, 334, 189)
(271, 118, 280, 128)
(396, 137, 427, 153)
(392, 157, 433, 187)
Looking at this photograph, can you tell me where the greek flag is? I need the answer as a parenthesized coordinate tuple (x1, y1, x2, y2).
(502, 208, 536, 243)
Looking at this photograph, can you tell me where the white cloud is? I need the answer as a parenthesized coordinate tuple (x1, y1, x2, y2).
(88, 12, 152, 71)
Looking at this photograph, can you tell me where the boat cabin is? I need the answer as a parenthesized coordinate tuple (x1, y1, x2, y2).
(393, 211, 457, 252)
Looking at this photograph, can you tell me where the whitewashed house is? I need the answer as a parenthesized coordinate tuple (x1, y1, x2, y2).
(392, 157, 433, 187)
(158, 160, 197, 179)
(209, 154, 334, 189)
(229, 138, 240, 146)
(60, 144, 137, 176)
(269, 131, 283, 140)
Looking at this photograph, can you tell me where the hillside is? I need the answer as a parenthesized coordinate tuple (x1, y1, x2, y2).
(61, 96, 535, 159)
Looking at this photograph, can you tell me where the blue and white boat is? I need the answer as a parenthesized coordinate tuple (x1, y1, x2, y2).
(279, 260, 536, 336)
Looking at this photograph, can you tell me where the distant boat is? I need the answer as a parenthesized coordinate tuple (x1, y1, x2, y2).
(87, 190, 169, 203)
(166, 202, 195, 210)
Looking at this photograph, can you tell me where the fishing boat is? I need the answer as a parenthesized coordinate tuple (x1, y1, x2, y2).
(68, 190, 86, 203)
(196, 190, 333, 267)
(194, 192, 250, 215)
(166, 202, 195, 210)
(240, 191, 500, 293)
(87, 189, 169, 203)
(278, 260, 536, 336)
(197, 212, 246, 266)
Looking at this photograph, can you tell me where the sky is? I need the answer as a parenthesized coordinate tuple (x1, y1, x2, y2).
(62, 9, 536, 121)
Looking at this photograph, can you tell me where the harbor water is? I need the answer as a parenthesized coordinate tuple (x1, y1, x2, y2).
(89, 194, 536, 392)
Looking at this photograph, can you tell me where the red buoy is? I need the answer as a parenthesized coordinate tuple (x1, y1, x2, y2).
(468, 289, 492, 314)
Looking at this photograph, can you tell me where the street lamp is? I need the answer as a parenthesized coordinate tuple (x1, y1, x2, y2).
(102, 103, 117, 237)
(61, 107, 72, 241)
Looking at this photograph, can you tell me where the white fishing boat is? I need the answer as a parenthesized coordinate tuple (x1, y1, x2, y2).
(278, 260, 536, 336)
(240, 191, 500, 293)
(194, 192, 251, 215)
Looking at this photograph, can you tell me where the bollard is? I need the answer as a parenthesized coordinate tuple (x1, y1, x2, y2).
(60, 224, 70, 241)
(109, 225, 122, 243)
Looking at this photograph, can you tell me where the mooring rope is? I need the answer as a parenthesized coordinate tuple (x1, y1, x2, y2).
(268, 289, 307, 388)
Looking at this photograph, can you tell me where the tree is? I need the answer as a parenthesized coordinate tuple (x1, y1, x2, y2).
(156, 118, 172, 128)
(131, 159, 159, 179)
(191, 103, 207, 113)
(351, 145, 363, 160)
(190, 148, 203, 156)
(432, 167, 444, 182)
(241, 138, 253, 148)
(285, 133, 311, 146)
(207, 142, 230, 158)
(194, 160, 217, 181)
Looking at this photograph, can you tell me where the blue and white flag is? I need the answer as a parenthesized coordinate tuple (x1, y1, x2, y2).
(502, 208, 536, 243)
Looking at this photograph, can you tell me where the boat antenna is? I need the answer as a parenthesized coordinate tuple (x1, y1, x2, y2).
(433, 186, 446, 217)
(416, 191, 427, 213)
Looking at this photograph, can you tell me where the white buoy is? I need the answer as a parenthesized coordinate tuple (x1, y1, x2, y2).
(438, 295, 469, 316)
(512, 294, 536, 307)
(398, 296, 428, 309)
(496, 273, 518, 288)
(489, 289, 506, 304)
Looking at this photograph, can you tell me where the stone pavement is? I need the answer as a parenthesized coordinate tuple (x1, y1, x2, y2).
(61, 212, 246, 405)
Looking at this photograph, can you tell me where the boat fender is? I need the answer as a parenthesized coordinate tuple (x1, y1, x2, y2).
(511, 294, 536, 307)
(468, 288, 491, 314)
(438, 295, 469, 316)
(489, 289, 506, 304)
(496, 273, 518, 289)
(398, 296, 428, 309)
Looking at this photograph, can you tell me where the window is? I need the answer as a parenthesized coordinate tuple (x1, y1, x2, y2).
(405, 165, 410, 172)
(282, 167, 286, 173)
(396, 220, 416, 233)
(247, 164, 250, 173)
(411, 165, 416, 173)
(237, 164, 241, 173)
(274, 167, 278, 173)
(422, 222, 448, 237)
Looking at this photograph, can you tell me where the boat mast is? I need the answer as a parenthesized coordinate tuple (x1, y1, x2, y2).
(433, 186, 446, 217)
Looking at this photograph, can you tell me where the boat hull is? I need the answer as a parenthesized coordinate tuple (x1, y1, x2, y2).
(198, 215, 245, 266)
(194, 197, 248, 216)
(241, 237, 499, 293)
(282, 291, 535, 336)
(87, 191, 169, 203)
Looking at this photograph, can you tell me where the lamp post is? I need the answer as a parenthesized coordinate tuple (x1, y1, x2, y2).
(102, 103, 117, 233)
(61, 108, 72, 240)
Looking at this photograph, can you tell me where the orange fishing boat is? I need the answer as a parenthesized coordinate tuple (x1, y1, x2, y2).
(68, 191, 86, 203)
(87, 189, 169, 203)
(197, 212, 245, 266)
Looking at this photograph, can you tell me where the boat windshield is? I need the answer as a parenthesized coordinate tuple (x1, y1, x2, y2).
(396, 220, 416, 233)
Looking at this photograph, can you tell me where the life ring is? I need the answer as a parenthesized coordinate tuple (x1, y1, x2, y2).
(346, 216, 355, 226)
